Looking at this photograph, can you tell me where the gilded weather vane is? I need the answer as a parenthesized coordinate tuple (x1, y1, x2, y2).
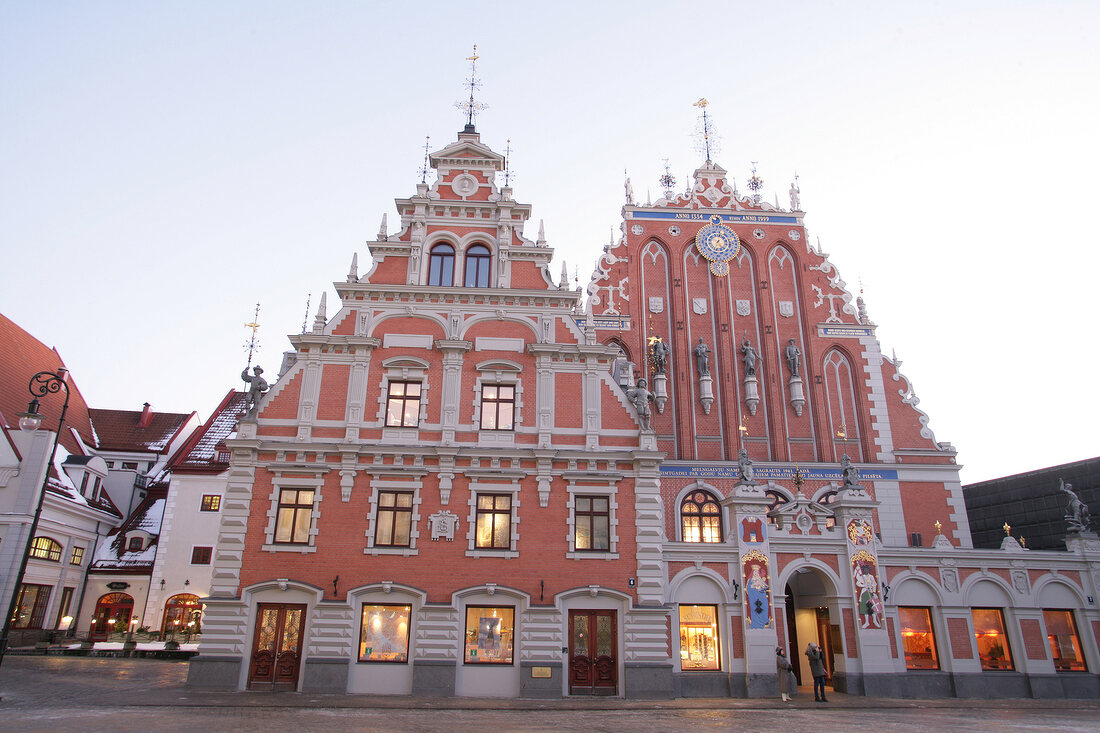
(455, 44, 488, 129)
(659, 158, 677, 198)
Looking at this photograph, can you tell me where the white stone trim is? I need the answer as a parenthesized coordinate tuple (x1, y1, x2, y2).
(261, 474, 324, 554)
(564, 483, 620, 559)
(464, 481, 521, 559)
(364, 477, 423, 556)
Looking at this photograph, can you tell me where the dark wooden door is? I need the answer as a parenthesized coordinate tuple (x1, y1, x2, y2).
(569, 610, 617, 695)
(248, 604, 306, 691)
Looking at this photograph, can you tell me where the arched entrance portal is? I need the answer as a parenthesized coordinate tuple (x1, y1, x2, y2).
(783, 568, 839, 691)
(90, 592, 134, 641)
(162, 594, 203, 637)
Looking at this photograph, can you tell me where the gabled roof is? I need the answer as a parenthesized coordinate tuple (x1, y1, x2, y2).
(169, 390, 248, 473)
(89, 488, 166, 571)
(0, 313, 97, 455)
(89, 405, 197, 454)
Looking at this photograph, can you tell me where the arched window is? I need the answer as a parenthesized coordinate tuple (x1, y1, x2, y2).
(91, 592, 134, 640)
(681, 491, 722, 542)
(163, 593, 203, 635)
(427, 244, 455, 286)
(29, 536, 63, 562)
(463, 244, 491, 287)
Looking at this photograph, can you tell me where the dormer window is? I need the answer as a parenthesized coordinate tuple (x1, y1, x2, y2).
(127, 536, 144, 552)
(428, 244, 455, 286)
(463, 244, 491, 287)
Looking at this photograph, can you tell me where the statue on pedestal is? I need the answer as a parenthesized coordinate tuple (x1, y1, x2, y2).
(737, 447, 757, 485)
(627, 378, 654, 431)
(785, 338, 801, 378)
(841, 453, 861, 489)
(694, 338, 711, 377)
(241, 366, 270, 414)
(740, 338, 759, 377)
(651, 338, 670, 375)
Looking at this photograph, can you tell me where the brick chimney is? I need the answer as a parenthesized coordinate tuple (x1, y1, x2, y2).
(138, 402, 152, 428)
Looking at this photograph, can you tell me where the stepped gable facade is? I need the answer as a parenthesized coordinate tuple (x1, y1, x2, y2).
(189, 132, 1100, 699)
(190, 128, 664, 697)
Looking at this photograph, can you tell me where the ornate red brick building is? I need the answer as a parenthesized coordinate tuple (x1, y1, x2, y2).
(189, 125, 1099, 699)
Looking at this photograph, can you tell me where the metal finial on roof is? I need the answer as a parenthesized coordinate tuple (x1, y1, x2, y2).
(455, 44, 488, 130)
(659, 158, 676, 198)
(301, 294, 311, 334)
(747, 161, 763, 204)
(502, 138, 513, 186)
(244, 303, 261, 369)
(418, 136, 431, 184)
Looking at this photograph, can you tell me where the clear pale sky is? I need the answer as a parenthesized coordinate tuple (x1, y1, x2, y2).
(2, 1, 1097, 484)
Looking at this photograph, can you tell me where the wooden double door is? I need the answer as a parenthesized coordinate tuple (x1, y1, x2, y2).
(568, 610, 617, 695)
(248, 603, 306, 691)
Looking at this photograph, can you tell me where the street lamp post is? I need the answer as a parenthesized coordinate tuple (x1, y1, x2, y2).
(0, 369, 71, 668)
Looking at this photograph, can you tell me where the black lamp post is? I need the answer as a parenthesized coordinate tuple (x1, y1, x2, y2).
(0, 369, 71, 667)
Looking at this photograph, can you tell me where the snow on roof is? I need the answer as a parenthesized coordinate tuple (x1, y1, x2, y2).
(89, 407, 196, 453)
(91, 495, 165, 570)
(172, 391, 248, 471)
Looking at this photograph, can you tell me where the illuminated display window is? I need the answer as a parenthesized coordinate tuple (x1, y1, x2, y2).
(898, 606, 939, 670)
(359, 604, 411, 663)
(679, 604, 720, 670)
(1043, 609, 1086, 672)
(464, 606, 514, 664)
(972, 608, 1014, 671)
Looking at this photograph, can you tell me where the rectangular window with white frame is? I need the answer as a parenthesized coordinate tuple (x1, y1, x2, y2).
(566, 484, 619, 559)
(475, 494, 512, 549)
(479, 384, 515, 430)
(262, 476, 324, 553)
(385, 381, 421, 427)
(375, 491, 414, 547)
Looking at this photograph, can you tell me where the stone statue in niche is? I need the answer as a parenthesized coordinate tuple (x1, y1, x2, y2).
(428, 510, 459, 541)
(840, 454, 861, 489)
(737, 447, 757, 485)
(785, 338, 801, 377)
(241, 366, 270, 414)
(651, 338, 670, 375)
(693, 338, 711, 377)
(740, 338, 759, 376)
(1060, 479, 1092, 534)
(627, 378, 654, 431)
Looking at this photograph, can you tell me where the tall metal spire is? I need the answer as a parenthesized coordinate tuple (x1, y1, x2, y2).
(502, 138, 513, 186)
(418, 135, 431, 184)
(243, 303, 261, 369)
(693, 98, 718, 165)
(455, 44, 488, 131)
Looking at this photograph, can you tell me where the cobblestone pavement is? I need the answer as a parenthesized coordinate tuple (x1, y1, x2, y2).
(2, 656, 1098, 732)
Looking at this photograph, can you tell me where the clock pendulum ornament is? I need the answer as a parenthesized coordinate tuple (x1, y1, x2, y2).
(695, 215, 740, 277)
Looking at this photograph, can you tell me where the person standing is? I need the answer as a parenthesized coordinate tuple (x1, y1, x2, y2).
(776, 647, 797, 702)
(806, 642, 828, 702)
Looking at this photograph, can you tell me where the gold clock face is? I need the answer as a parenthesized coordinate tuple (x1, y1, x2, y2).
(695, 216, 740, 269)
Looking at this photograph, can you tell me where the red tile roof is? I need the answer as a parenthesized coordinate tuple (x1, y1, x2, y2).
(89, 406, 197, 454)
(170, 390, 248, 473)
(0, 313, 96, 456)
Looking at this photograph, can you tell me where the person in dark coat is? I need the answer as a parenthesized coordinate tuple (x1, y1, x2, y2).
(805, 642, 829, 702)
(776, 647, 797, 702)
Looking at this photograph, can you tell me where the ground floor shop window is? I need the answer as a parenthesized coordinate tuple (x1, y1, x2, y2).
(163, 594, 203, 635)
(1043, 609, 1086, 672)
(464, 606, 513, 664)
(11, 584, 51, 629)
(679, 604, 720, 670)
(972, 608, 1013, 670)
(899, 606, 939, 670)
(359, 604, 411, 662)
